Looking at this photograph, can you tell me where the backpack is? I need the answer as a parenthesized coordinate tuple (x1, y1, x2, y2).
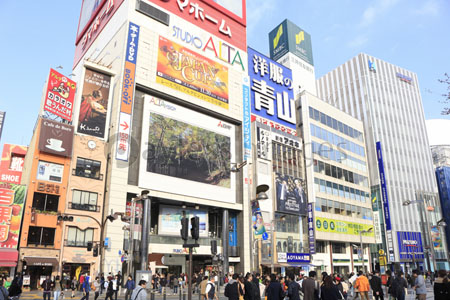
(224, 283, 231, 297)
(391, 277, 402, 298)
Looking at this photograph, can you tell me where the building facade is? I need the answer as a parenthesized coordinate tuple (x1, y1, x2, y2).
(316, 53, 448, 271)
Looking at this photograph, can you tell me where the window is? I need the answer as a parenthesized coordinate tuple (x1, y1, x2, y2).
(72, 190, 98, 211)
(332, 242, 346, 254)
(316, 241, 326, 253)
(75, 158, 101, 179)
(32, 193, 59, 212)
(309, 107, 314, 118)
(321, 198, 328, 212)
(67, 227, 94, 247)
(27, 226, 55, 246)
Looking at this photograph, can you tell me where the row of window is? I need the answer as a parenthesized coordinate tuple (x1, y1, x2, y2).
(31, 190, 99, 213)
(313, 159, 369, 187)
(309, 107, 364, 142)
(27, 226, 93, 247)
(310, 124, 365, 158)
(314, 197, 373, 220)
(272, 142, 303, 179)
(75, 157, 102, 179)
(312, 141, 367, 172)
(314, 177, 370, 203)
(315, 241, 366, 255)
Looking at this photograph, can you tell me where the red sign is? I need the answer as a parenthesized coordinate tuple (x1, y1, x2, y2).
(44, 69, 77, 121)
(0, 182, 26, 249)
(0, 144, 27, 185)
(147, 0, 247, 51)
(74, 0, 125, 67)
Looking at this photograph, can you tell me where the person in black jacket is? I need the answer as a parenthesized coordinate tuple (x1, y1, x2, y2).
(8, 276, 22, 300)
(369, 271, 383, 300)
(252, 273, 261, 300)
(266, 275, 284, 300)
(433, 270, 449, 300)
(320, 276, 341, 300)
(244, 274, 255, 300)
(287, 274, 300, 300)
(105, 277, 114, 300)
(225, 274, 241, 300)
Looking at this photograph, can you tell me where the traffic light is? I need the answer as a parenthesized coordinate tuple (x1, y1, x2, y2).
(211, 240, 217, 255)
(180, 217, 189, 241)
(191, 216, 199, 240)
(87, 242, 93, 251)
(93, 245, 99, 257)
(57, 215, 74, 222)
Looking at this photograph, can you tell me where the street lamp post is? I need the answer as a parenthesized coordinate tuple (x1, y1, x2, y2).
(360, 227, 373, 273)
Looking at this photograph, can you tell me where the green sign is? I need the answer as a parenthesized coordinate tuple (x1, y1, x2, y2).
(315, 217, 375, 236)
(269, 19, 314, 66)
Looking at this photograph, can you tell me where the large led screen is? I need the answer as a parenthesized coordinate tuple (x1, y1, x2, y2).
(139, 95, 236, 203)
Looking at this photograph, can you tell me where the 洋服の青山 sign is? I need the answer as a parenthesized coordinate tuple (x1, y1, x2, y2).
(156, 36, 229, 109)
(172, 25, 245, 71)
(44, 68, 76, 122)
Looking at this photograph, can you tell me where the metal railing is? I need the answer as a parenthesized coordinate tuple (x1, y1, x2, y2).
(69, 202, 100, 212)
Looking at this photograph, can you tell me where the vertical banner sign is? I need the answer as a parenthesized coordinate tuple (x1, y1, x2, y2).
(243, 76, 251, 161)
(251, 200, 268, 240)
(116, 22, 140, 161)
(0, 182, 26, 248)
(376, 141, 395, 261)
(44, 69, 77, 122)
(308, 203, 315, 254)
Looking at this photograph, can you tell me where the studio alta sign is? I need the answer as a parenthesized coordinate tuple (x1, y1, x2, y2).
(172, 25, 245, 71)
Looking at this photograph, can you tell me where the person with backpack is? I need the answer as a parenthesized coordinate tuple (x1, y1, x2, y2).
(205, 277, 218, 300)
(80, 276, 91, 300)
(287, 274, 300, 300)
(225, 274, 240, 300)
(412, 270, 427, 300)
(130, 280, 147, 300)
(391, 271, 407, 300)
(200, 276, 209, 300)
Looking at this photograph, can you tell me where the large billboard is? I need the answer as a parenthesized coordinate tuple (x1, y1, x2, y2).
(158, 205, 208, 237)
(397, 231, 424, 261)
(139, 95, 236, 203)
(269, 19, 314, 66)
(275, 173, 307, 215)
(38, 119, 74, 157)
(77, 69, 111, 138)
(0, 182, 26, 249)
(0, 144, 27, 185)
(315, 217, 375, 237)
(43, 69, 77, 122)
(156, 36, 229, 109)
(146, 0, 246, 50)
(247, 47, 296, 136)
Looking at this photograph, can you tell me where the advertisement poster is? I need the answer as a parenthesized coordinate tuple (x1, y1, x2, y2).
(77, 69, 111, 138)
(156, 36, 229, 109)
(36, 161, 64, 183)
(139, 95, 236, 203)
(275, 173, 307, 215)
(251, 200, 268, 240)
(431, 226, 443, 250)
(0, 144, 27, 184)
(158, 205, 208, 237)
(43, 68, 76, 122)
(315, 217, 375, 236)
(397, 231, 424, 260)
(38, 119, 74, 157)
(0, 182, 26, 248)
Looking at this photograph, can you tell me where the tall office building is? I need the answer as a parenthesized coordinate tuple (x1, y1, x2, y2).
(317, 53, 448, 270)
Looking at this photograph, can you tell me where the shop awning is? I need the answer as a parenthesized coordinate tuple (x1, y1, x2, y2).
(24, 256, 58, 266)
(0, 249, 18, 267)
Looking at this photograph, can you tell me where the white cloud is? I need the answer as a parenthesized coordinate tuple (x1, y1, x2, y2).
(360, 0, 400, 27)
(348, 35, 368, 48)
(246, 0, 277, 34)
(412, 0, 439, 16)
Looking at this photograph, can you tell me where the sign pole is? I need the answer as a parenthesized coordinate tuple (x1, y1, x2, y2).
(188, 247, 193, 300)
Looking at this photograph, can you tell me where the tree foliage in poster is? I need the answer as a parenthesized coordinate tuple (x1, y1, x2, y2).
(146, 113, 231, 188)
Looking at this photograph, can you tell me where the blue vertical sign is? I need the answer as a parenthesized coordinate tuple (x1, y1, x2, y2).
(243, 76, 251, 160)
(247, 47, 296, 135)
(376, 141, 392, 231)
(308, 203, 315, 254)
(229, 215, 237, 247)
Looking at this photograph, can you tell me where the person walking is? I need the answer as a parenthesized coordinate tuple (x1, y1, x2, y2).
(53, 276, 63, 300)
(412, 270, 427, 300)
(354, 271, 370, 300)
(42, 276, 53, 300)
(205, 277, 218, 300)
(8, 276, 22, 300)
(320, 276, 341, 300)
(105, 277, 114, 300)
(80, 276, 91, 300)
(302, 271, 320, 300)
(287, 274, 300, 300)
(130, 280, 147, 300)
(224, 274, 240, 300)
(125, 276, 135, 300)
(433, 269, 450, 300)
(266, 274, 285, 300)
(200, 276, 209, 300)
(369, 271, 383, 300)
(93, 277, 100, 300)
(112, 275, 119, 300)
(100, 274, 105, 295)
(0, 279, 9, 300)
(71, 277, 78, 298)
(391, 271, 408, 300)
(244, 274, 255, 300)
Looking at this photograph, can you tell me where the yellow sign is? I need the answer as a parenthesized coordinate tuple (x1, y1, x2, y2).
(295, 31, 304, 45)
(273, 24, 283, 48)
(379, 249, 385, 255)
(379, 256, 387, 266)
(315, 217, 375, 236)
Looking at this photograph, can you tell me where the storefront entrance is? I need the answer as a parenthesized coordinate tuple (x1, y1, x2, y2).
(25, 266, 52, 290)
(63, 263, 91, 281)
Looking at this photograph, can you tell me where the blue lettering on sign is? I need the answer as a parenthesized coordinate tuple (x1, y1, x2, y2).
(287, 253, 310, 263)
(243, 78, 251, 159)
(397, 231, 424, 260)
(396, 72, 412, 84)
(172, 26, 203, 49)
(247, 47, 296, 130)
(308, 203, 315, 254)
(376, 141, 392, 231)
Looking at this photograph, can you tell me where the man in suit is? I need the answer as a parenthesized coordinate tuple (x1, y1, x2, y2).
(369, 271, 383, 300)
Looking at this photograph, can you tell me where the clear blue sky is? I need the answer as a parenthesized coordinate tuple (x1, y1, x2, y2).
(0, 0, 449, 149)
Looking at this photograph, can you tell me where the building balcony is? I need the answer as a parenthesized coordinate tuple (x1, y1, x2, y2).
(68, 202, 100, 212)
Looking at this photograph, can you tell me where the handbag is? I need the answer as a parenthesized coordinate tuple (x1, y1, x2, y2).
(238, 284, 244, 300)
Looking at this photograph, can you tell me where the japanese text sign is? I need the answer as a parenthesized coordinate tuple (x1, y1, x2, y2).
(307, 203, 315, 254)
(247, 47, 296, 135)
(44, 69, 76, 122)
(0, 182, 26, 248)
(0, 144, 27, 185)
(315, 217, 374, 236)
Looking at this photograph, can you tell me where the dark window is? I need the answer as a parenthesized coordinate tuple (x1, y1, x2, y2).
(320, 112, 326, 124)
(337, 167, 343, 180)
(309, 107, 314, 118)
(67, 227, 94, 247)
(71, 190, 98, 211)
(331, 165, 337, 178)
(332, 118, 338, 130)
(325, 163, 331, 176)
(314, 109, 320, 121)
(332, 242, 346, 254)
(32, 193, 59, 212)
(316, 241, 326, 253)
(326, 116, 332, 127)
(338, 121, 344, 133)
(27, 226, 55, 246)
(76, 158, 101, 179)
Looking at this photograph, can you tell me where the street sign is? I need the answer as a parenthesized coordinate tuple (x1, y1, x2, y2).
(378, 249, 385, 255)
(379, 256, 387, 266)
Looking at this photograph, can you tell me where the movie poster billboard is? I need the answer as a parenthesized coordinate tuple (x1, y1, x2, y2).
(43, 68, 77, 122)
(0, 182, 26, 248)
(275, 173, 307, 215)
(139, 95, 236, 203)
(156, 36, 229, 109)
(251, 200, 268, 240)
(77, 69, 111, 138)
(158, 205, 208, 237)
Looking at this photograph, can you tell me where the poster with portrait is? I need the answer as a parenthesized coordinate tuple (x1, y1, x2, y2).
(77, 69, 111, 138)
(275, 173, 307, 215)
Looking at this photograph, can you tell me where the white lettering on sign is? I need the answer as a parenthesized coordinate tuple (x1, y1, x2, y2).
(81, 0, 115, 49)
